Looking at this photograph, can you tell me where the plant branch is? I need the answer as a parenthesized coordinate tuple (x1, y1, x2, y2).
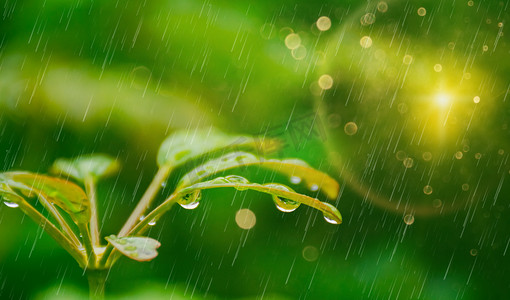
(118, 164, 172, 237)
(17, 198, 86, 267)
(78, 223, 97, 268)
(84, 176, 100, 246)
(38, 194, 82, 248)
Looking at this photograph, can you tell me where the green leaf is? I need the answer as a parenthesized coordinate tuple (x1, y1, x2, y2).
(157, 128, 278, 168)
(176, 176, 342, 224)
(105, 235, 161, 262)
(1, 172, 90, 224)
(177, 151, 339, 199)
(51, 154, 120, 182)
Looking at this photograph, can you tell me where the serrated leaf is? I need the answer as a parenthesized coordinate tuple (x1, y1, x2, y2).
(105, 235, 161, 262)
(1, 172, 90, 223)
(177, 176, 342, 224)
(177, 151, 339, 199)
(157, 128, 278, 168)
(51, 154, 120, 182)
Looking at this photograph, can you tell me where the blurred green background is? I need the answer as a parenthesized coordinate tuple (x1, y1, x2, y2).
(1, 0, 510, 299)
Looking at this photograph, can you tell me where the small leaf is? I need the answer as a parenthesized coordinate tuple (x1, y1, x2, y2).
(177, 151, 339, 199)
(105, 235, 161, 262)
(157, 128, 278, 168)
(1, 172, 90, 223)
(176, 176, 342, 224)
(51, 154, 120, 182)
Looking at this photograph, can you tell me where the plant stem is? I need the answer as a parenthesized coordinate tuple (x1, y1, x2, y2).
(118, 164, 172, 237)
(86, 269, 107, 300)
(78, 223, 97, 268)
(84, 176, 100, 246)
(17, 198, 86, 267)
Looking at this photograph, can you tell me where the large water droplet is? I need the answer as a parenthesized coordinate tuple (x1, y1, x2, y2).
(3, 202, 19, 208)
(273, 195, 300, 212)
(290, 176, 302, 184)
(180, 201, 200, 210)
(225, 175, 250, 191)
(321, 202, 342, 224)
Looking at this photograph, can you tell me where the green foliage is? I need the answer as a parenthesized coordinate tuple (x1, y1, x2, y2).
(0, 128, 341, 299)
(105, 235, 161, 262)
(51, 154, 120, 183)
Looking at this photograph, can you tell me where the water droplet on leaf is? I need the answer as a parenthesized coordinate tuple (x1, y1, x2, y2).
(3, 201, 19, 208)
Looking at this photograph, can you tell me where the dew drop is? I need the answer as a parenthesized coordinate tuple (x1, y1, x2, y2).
(273, 196, 300, 212)
(423, 185, 433, 195)
(404, 214, 415, 225)
(309, 184, 319, 191)
(180, 201, 200, 210)
(316, 16, 331, 31)
(290, 176, 302, 184)
(322, 202, 342, 224)
(3, 202, 19, 208)
(324, 214, 340, 224)
(148, 219, 157, 226)
(344, 122, 358, 136)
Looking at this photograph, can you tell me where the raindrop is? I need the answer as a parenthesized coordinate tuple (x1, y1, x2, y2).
(403, 54, 413, 65)
(324, 214, 340, 224)
(360, 13, 376, 26)
(403, 157, 414, 168)
(377, 1, 388, 13)
(3, 202, 19, 208)
(290, 176, 302, 184)
(318, 74, 334, 90)
(322, 203, 341, 224)
(344, 122, 358, 136)
(148, 219, 157, 226)
(309, 184, 319, 191)
(432, 199, 442, 208)
(404, 214, 415, 225)
(316, 16, 332, 31)
(302, 245, 319, 262)
(360, 36, 373, 48)
(422, 152, 433, 161)
(423, 185, 433, 195)
(396, 150, 407, 161)
(291, 46, 307, 60)
(273, 196, 300, 212)
(180, 201, 200, 210)
(285, 33, 301, 50)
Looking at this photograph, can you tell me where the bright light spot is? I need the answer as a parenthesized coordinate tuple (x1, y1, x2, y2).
(235, 208, 256, 230)
(360, 36, 373, 48)
(377, 2, 388, 13)
(318, 74, 334, 89)
(473, 96, 480, 103)
(291, 45, 307, 60)
(417, 7, 427, 16)
(285, 33, 301, 49)
(316, 16, 331, 31)
(435, 93, 450, 107)
(403, 54, 413, 65)
(434, 64, 443, 72)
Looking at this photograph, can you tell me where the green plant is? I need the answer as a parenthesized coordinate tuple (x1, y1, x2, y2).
(0, 128, 342, 299)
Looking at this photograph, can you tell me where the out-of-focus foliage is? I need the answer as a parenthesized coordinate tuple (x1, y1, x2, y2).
(1, 0, 509, 299)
